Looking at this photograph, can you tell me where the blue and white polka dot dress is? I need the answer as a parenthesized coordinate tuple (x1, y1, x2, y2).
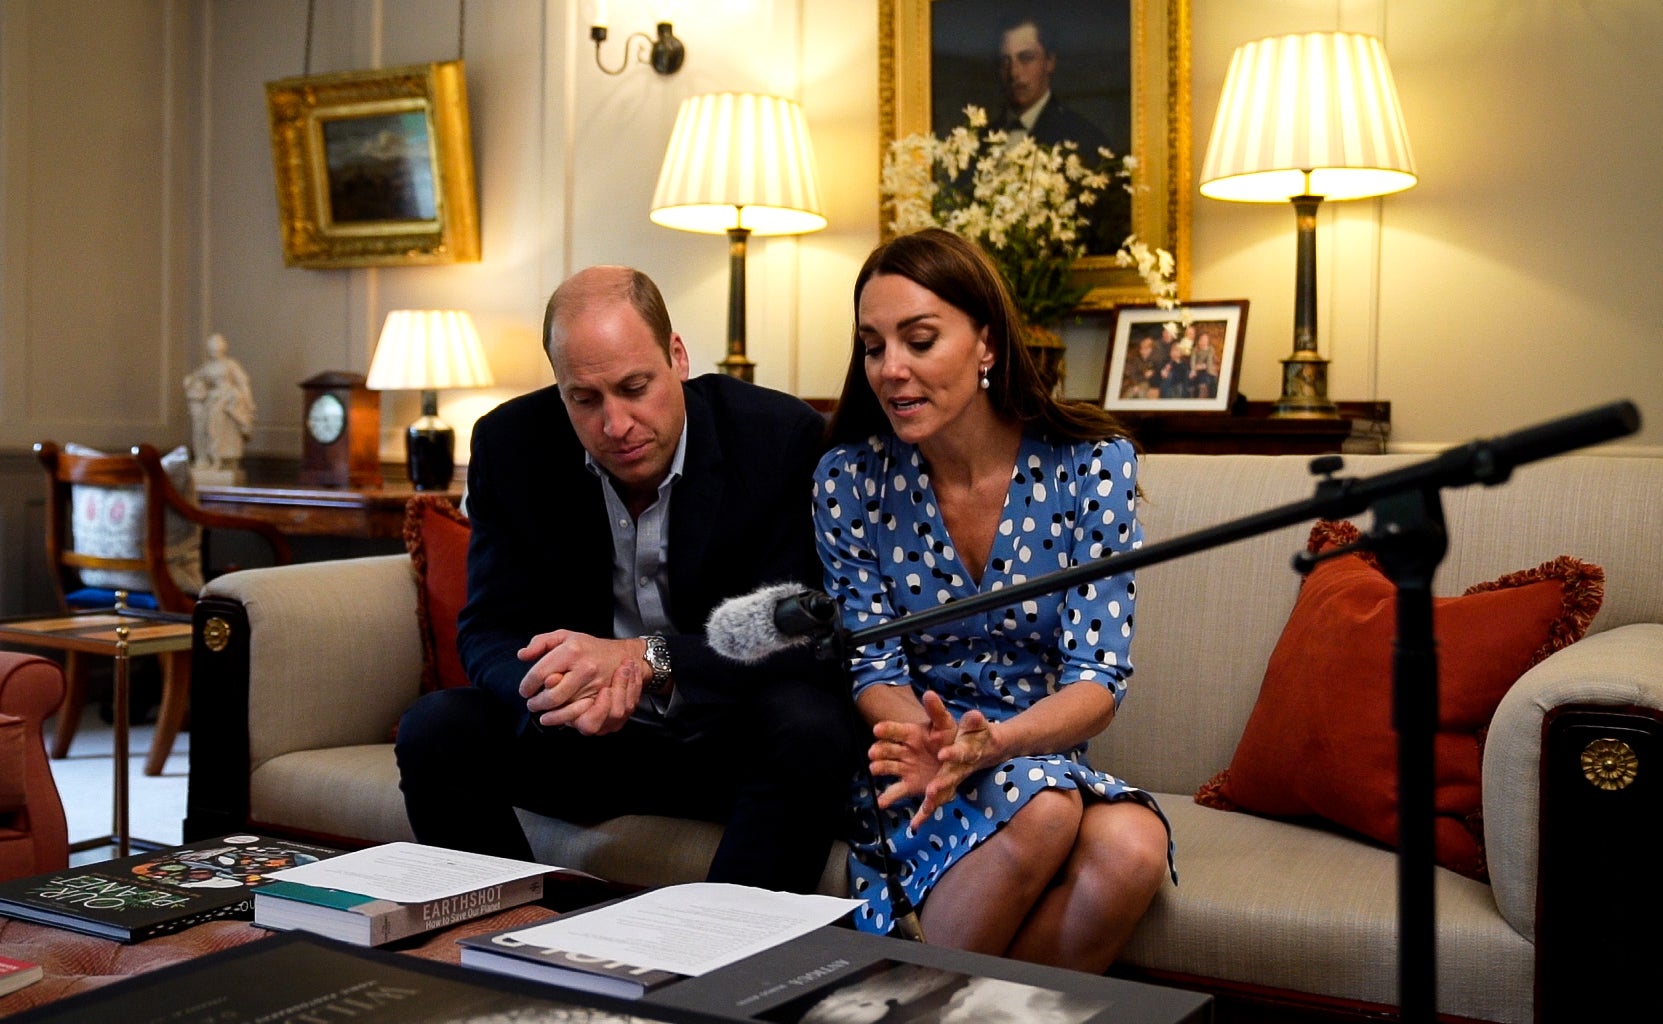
(812, 433, 1171, 936)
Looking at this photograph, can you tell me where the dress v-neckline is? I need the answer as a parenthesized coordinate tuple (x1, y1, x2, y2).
(913, 437, 1029, 592)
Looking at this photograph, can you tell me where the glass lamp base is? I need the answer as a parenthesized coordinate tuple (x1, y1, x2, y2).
(406, 416, 456, 491)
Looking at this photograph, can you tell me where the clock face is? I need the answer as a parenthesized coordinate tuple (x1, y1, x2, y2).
(306, 393, 346, 445)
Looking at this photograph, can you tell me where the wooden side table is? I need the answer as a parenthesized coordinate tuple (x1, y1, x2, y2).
(0, 608, 193, 857)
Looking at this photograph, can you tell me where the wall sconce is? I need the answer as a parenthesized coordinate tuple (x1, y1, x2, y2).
(589, 0, 684, 76)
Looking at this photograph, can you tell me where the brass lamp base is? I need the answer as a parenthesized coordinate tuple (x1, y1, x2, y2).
(1273, 350, 1339, 418)
(718, 226, 755, 383)
(717, 353, 755, 382)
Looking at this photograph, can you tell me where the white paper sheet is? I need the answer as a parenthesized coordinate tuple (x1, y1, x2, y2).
(266, 842, 562, 902)
(495, 882, 864, 976)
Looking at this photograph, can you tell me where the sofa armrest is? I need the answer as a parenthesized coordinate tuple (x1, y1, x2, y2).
(1484, 622, 1663, 935)
(1483, 622, 1663, 1018)
(0, 653, 68, 875)
(209, 554, 423, 760)
(188, 555, 422, 838)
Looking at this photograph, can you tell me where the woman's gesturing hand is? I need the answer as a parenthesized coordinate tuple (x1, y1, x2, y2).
(870, 690, 1000, 832)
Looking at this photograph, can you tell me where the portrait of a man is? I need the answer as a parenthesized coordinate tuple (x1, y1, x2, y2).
(929, 1, 1133, 253)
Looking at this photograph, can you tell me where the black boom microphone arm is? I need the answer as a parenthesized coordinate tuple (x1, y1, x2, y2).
(832, 400, 1639, 654)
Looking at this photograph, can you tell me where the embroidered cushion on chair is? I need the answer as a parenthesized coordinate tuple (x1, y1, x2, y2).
(64, 444, 204, 598)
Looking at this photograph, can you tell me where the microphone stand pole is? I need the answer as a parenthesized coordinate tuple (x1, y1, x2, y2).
(812, 401, 1637, 1023)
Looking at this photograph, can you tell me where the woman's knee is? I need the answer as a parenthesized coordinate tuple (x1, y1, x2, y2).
(996, 788, 1085, 864)
(1077, 802, 1169, 894)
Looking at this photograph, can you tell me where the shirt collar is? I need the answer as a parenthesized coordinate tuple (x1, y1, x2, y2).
(582, 418, 690, 496)
(1019, 91, 1052, 132)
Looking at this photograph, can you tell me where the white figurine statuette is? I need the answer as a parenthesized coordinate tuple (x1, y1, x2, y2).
(184, 331, 255, 485)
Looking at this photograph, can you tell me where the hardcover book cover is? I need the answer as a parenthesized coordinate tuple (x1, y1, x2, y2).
(0, 955, 43, 997)
(253, 872, 544, 947)
(0, 833, 342, 943)
(650, 926, 1212, 1024)
(458, 924, 684, 999)
(3, 931, 737, 1024)
(251, 842, 559, 947)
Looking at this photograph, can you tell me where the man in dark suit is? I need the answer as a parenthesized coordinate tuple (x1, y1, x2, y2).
(395, 265, 855, 894)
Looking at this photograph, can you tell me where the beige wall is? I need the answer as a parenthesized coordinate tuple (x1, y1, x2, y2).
(2, 0, 1659, 462)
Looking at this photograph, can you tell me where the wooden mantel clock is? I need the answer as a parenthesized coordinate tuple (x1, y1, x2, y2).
(300, 371, 382, 487)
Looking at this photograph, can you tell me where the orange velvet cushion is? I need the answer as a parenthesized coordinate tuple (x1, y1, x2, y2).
(402, 495, 472, 693)
(1196, 521, 1603, 881)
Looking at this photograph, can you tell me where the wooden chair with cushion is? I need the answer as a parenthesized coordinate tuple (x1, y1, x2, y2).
(34, 441, 293, 776)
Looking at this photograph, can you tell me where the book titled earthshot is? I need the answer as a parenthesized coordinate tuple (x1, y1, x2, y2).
(0, 833, 341, 942)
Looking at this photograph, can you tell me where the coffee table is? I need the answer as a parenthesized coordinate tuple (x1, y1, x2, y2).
(0, 606, 194, 857)
(0, 902, 558, 1014)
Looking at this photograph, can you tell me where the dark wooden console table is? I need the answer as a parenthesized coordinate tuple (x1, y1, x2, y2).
(805, 398, 1390, 456)
(195, 480, 462, 540)
(1114, 400, 1390, 455)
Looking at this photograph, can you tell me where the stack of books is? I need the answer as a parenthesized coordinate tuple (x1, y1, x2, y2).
(250, 842, 556, 947)
(2, 847, 1215, 1024)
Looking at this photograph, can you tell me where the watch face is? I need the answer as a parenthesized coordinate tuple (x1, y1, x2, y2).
(306, 393, 346, 445)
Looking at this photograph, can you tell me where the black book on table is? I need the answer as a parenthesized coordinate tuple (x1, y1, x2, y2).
(458, 922, 684, 999)
(0, 834, 342, 943)
(649, 926, 1213, 1024)
(3, 931, 737, 1024)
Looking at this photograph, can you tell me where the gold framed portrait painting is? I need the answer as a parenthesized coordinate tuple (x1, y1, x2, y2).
(879, 0, 1191, 307)
(266, 61, 480, 269)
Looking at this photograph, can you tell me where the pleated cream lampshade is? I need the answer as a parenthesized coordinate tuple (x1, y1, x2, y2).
(650, 92, 826, 235)
(1199, 31, 1417, 203)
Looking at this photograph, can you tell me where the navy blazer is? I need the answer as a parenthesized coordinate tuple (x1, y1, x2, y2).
(457, 373, 834, 730)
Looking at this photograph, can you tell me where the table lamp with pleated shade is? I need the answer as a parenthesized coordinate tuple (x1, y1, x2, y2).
(650, 92, 826, 381)
(1199, 31, 1416, 416)
(366, 309, 494, 490)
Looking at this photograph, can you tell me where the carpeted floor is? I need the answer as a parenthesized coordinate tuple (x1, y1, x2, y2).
(43, 712, 188, 865)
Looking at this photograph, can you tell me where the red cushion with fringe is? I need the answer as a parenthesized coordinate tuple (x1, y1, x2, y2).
(1195, 520, 1603, 882)
(403, 494, 472, 693)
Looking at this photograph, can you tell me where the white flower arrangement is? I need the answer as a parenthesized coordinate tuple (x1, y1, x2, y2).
(881, 106, 1177, 329)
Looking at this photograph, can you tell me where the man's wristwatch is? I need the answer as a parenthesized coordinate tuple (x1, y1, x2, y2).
(641, 635, 674, 698)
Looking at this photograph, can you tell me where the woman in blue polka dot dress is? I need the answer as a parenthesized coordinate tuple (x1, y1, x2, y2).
(814, 229, 1173, 972)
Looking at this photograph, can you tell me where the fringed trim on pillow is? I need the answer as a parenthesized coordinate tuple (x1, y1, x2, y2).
(1194, 769, 1239, 811)
(1307, 520, 1605, 667)
(1463, 555, 1604, 669)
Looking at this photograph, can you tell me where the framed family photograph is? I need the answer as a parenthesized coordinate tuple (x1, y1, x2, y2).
(879, 0, 1191, 307)
(1101, 301, 1249, 413)
(265, 61, 480, 269)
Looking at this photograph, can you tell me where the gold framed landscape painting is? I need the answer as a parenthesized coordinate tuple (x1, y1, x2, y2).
(266, 61, 480, 269)
(879, 0, 1191, 308)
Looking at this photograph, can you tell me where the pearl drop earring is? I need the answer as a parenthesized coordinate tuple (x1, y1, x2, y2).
(979, 365, 991, 390)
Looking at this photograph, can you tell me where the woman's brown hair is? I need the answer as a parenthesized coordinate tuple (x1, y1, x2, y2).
(826, 227, 1135, 449)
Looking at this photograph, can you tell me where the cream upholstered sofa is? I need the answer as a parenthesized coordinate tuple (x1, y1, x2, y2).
(187, 451, 1663, 1022)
